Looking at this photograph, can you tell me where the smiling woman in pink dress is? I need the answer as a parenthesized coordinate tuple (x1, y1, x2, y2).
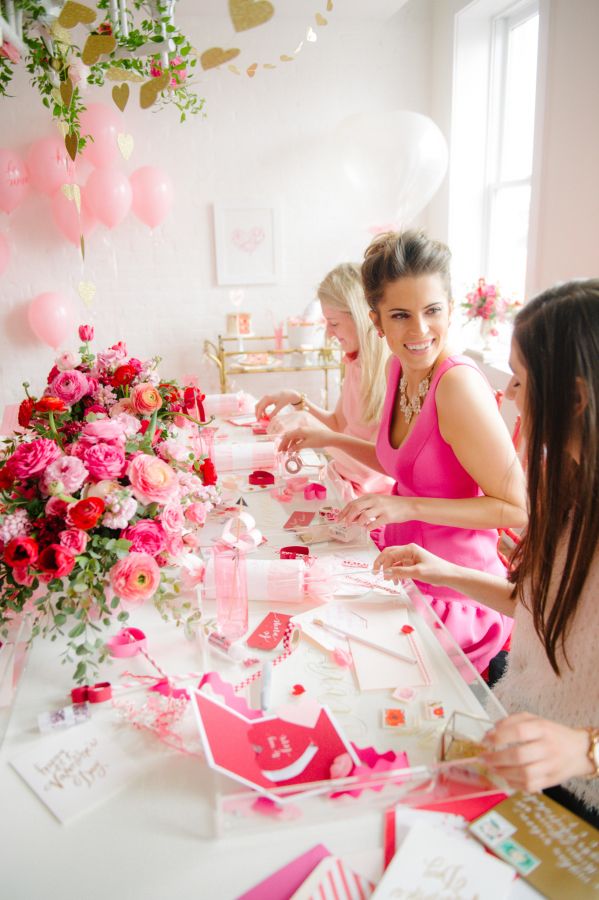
(255, 263, 394, 497)
(279, 231, 528, 673)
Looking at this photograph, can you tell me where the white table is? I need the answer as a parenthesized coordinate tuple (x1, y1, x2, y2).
(0, 423, 539, 899)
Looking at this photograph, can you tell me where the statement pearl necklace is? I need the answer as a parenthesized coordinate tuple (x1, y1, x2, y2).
(399, 368, 434, 424)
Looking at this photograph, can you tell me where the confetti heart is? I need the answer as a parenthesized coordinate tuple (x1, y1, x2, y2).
(315, 13, 328, 26)
(81, 33, 116, 66)
(401, 625, 414, 634)
(112, 83, 129, 112)
(200, 46, 241, 70)
(64, 132, 78, 161)
(117, 132, 134, 160)
(291, 684, 306, 696)
(246, 63, 258, 78)
(229, 0, 274, 33)
(139, 71, 170, 109)
(78, 280, 96, 306)
(61, 182, 81, 213)
(60, 78, 73, 108)
(58, 1, 96, 28)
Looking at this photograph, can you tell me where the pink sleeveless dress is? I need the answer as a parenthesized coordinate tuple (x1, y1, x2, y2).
(375, 355, 512, 673)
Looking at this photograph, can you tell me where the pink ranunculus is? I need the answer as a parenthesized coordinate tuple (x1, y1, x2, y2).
(79, 418, 126, 447)
(7, 438, 62, 479)
(160, 500, 184, 534)
(97, 344, 127, 370)
(79, 324, 94, 342)
(109, 552, 161, 606)
(59, 528, 88, 554)
(157, 438, 189, 464)
(129, 382, 163, 416)
(86, 376, 99, 396)
(121, 520, 166, 556)
(55, 350, 80, 371)
(83, 442, 126, 480)
(40, 455, 88, 496)
(109, 398, 134, 417)
(185, 502, 208, 527)
(51, 368, 90, 405)
(110, 412, 141, 437)
(128, 454, 178, 506)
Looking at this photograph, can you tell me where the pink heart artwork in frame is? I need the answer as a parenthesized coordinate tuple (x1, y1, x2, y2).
(231, 225, 265, 254)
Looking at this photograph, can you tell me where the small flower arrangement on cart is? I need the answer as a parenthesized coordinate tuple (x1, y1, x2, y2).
(462, 279, 522, 348)
(0, 325, 216, 683)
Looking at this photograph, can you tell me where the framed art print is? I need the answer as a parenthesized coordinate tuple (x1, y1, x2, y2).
(213, 203, 281, 285)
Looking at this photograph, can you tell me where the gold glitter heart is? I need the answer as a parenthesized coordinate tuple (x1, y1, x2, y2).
(112, 83, 129, 111)
(228, 64, 241, 75)
(51, 22, 72, 44)
(263, 63, 276, 69)
(280, 55, 293, 62)
(64, 132, 78, 161)
(327, 0, 334, 10)
(78, 281, 96, 307)
(315, 13, 328, 25)
(139, 71, 170, 109)
(61, 182, 81, 214)
(81, 33, 116, 66)
(117, 132, 134, 160)
(247, 63, 258, 77)
(58, 1, 96, 28)
(201, 46, 241, 70)
(106, 67, 144, 83)
(60, 79, 73, 108)
(229, 0, 274, 33)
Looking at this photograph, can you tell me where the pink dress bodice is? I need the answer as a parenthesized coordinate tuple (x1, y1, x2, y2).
(327, 356, 394, 497)
(375, 354, 512, 673)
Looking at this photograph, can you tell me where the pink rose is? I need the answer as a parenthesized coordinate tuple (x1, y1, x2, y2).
(79, 324, 94, 342)
(51, 369, 90, 405)
(128, 454, 178, 506)
(40, 455, 88, 496)
(7, 438, 62, 479)
(79, 418, 126, 447)
(83, 443, 126, 480)
(109, 552, 161, 606)
(109, 398, 134, 417)
(130, 382, 163, 416)
(164, 531, 184, 557)
(59, 528, 88, 554)
(121, 520, 165, 556)
(55, 351, 80, 371)
(185, 502, 208, 526)
(160, 501, 184, 534)
(46, 496, 68, 518)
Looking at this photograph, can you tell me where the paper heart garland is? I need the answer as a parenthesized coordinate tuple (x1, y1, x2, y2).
(200, 47, 241, 70)
(81, 33, 116, 66)
(117, 132, 134, 160)
(112, 83, 130, 112)
(78, 281, 96, 307)
(139, 71, 170, 109)
(106, 67, 145, 83)
(60, 79, 73, 108)
(61, 182, 81, 214)
(58, 1, 96, 28)
(229, 0, 274, 33)
(64, 132, 78, 161)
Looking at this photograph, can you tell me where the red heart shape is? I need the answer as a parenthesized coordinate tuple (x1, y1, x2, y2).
(401, 625, 414, 634)
(248, 718, 313, 771)
(292, 684, 306, 695)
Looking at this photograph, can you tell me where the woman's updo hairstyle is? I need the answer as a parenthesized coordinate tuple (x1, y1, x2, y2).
(361, 229, 452, 311)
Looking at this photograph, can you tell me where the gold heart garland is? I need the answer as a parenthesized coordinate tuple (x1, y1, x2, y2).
(58, 1, 96, 28)
(78, 281, 96, 307)
(200, 47, 241, 70)
(229, 0, 275, 33)
(139, 71, 170, 109)
(81, 33, 116, 66)
(112, 83, 130, 111)
(117, 133, 134, 160)
(61, 182, 81, 214)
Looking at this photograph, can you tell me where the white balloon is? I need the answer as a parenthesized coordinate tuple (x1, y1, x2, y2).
(335, 110, 449, 228)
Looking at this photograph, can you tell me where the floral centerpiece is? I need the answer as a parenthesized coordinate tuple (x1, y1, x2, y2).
(0, 325, 217, 683)
(462, 278, 522, 349)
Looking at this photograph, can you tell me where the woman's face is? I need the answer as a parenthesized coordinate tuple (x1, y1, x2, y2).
(371, 274, 450, 376)
(506, 338, 528, 417)
(320, 302, 359, 354)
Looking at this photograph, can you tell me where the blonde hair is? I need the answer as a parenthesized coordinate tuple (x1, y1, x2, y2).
(317, 262, 389, 424)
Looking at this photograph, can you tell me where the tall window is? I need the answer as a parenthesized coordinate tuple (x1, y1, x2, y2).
(484, 4, 539, 298)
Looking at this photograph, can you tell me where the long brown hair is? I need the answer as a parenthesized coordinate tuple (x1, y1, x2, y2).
(510, 279, 599, 673)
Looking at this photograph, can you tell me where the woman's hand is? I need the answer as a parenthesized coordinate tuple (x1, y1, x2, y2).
(255, 391, 301, 420)
(277, 426, 331, 453)
(482, 712, 593, 792)
(373, 543, 455, 586)
(337, 493, 415, 529)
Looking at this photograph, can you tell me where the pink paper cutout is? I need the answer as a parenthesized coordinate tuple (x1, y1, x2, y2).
(236, 844, 331, 900)
(198, 671, 262, 719)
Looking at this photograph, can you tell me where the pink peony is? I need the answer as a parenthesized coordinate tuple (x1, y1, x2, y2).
(185, 502, 208, 527)
(7, 438, 62, 479)
(40, 455, 88, 496)
(83, 443, 126, 481)
(79, 324, 94, 341)
(59, 528, 88, 554)
(121, 520, 165, 556)
(79, 418, 126, 448)
(110, 552, 161, 606)
(160, 500, 184, 534)
(128, 454, 178, 506)
(51, 369, 90, 405)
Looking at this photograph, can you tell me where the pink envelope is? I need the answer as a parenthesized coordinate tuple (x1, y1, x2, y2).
(237, 844, 331, 900)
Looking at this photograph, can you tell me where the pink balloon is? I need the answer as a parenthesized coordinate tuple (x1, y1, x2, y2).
(85, 167, 132, 229)
(0, 149, 29, 214)
(26, 136, 76, 196)
(130, 166, 174, 229)
(0, 233, 9, 275)
(79, 103, 123, 169)
(51, 185, 97, 245)
(28, 292, 76, 349)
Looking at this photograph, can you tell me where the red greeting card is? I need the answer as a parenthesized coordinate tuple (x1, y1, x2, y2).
(283, 511, 315, 530)
(246, 612, 292, 650)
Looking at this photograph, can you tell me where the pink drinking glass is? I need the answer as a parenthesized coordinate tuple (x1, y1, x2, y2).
(213, 545, 248, 640)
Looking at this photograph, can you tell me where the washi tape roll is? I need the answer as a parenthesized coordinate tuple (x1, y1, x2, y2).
(279, 545, 310, 560)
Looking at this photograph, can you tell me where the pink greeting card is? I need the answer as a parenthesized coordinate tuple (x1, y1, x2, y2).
(191, 689, 359, 803)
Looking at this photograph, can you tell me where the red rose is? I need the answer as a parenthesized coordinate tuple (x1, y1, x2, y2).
(0, 466, 14, 490)
(111, 364, 137, 388)
(46, 365, 59, 384)
(4, 536, 39, 568)
(37, 544, 76, 579)
(34, 397, 67, 413)
(200, 458, 217, 486)
(18, 397, 36, 428)
(67, 497, 105, 530)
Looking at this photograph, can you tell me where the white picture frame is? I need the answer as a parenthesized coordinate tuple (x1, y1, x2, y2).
(213, 203, 281, 285)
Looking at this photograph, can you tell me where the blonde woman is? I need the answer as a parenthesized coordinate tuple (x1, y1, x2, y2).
(255, 263, 393, 496)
